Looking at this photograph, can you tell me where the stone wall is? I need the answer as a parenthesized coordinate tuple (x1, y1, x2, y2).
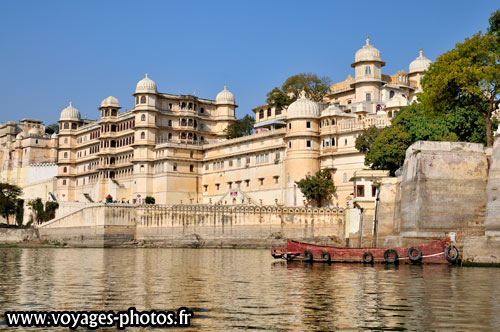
(399, 141, 488, 238)
(38, 204, 346, 248)
(375, 138, 500, 263)
(0, 228, 39, 243)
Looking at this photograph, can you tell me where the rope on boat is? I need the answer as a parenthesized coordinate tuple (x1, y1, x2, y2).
(398, 251, 445, 260)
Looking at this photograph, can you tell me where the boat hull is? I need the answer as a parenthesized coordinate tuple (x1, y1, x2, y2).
(271, 238, 456, 264)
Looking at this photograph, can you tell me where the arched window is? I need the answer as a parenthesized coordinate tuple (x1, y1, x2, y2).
(193, 120, 197, 128)
(200, 107, 204, 113)
(62, 179, 67, 185)
(325, 120, 329, 126)
(140, 132, 145, 139)
(267, 108, 271, 117)
(111, 140, 116, 148)
(111, 109, 117, 116)
(168, 120, 172, 127)
(332, 137, 336, 146)
(181, 102, 186, 109)
(181, 132, 186, 139)
(365, 65, 371, 75)
(64, 123, 69, 129)
(188, 133, 193, 139)
(259, 110, 264, 119)
(181, 118, 187, 126)
(111, 125, 116, 132)
(188, 119, 193, 126)
(141, 114, 146, 121)
(200, 136, 204, 143)
(63, 167, 67, 173)
(64, 152, 68, 158)
(193, 133, 197, 141)
(389, 90, 395, 99)
(71, 123, 77, 129)
(140, 96, 146, 104)
(188, 103, 193, 110)
(168, 133, 172, 140)
(190, 165, 194, 172)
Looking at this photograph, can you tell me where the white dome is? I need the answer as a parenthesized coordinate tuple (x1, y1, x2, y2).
(386, 94, 409, 109)
(286, 91, 319, 119)
(321, 104, 356, 118)
(216, 86, 235, 105)
(354, 36, 382, 63)
(409, 49, 432, 74)
(135, 73, 157, 94)
(16, 132, 24, 140)
(100, 96, 119, 108)
(59, 102, 81, 121)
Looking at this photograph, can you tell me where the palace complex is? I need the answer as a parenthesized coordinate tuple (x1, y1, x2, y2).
(0, 38, 432, 209)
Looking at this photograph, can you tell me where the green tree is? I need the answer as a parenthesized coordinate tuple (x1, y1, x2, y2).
(363, 105, 458, 175)
(44, 201, 59, 221)
(225, 114, 255, 139)
(45, 123, 60, 135)
(355, 126, 384, 154)
(145, 196, 155, 204)
(488, 9, 500, 38)
(0, 183, 22, 224)
(295, 169, 336, 207)
(27, 198, 45, 224)
(420, 32, 500, 146)
(266, 73, 331, 110)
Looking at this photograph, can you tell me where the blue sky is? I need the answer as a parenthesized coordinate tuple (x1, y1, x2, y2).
(0, 1, 498, 124)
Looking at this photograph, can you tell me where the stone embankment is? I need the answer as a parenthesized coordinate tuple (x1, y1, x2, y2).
(31, 204, 346, 249)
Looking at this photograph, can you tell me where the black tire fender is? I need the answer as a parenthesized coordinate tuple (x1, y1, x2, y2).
(303, 250, 313, 262)
(321, 251, 331, 263)
(362, 251, 374, 264)
(384, 249, 399, 264)
(445, 245, 459, 263)
(407, 247, 422, 263)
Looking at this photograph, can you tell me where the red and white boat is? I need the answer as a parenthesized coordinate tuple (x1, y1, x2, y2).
(271, 238, 459, 264)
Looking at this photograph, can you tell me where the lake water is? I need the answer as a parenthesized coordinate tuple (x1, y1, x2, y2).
(1, 248, 499, 331)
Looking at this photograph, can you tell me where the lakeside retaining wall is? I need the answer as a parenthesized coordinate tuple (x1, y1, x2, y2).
(37, 204, 346, 248)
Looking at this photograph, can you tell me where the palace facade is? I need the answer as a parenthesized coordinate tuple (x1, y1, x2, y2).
(0, 38, 432, 208)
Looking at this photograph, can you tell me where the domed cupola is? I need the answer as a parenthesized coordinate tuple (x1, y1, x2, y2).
(135, 73, 157, 94)
(409, 49, 432, 74)
(352, 36, 385, 67)
(216, 86, 235, 105)
(286, 91, 320, 119)
(100, 96, 120, 108)
(59, 102, 81, 121)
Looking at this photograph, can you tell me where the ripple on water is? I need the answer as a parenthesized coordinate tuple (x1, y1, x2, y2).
(1, 248, 500, 331)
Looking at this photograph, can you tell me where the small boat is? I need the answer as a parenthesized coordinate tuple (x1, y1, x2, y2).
(271, 238, 459, 265)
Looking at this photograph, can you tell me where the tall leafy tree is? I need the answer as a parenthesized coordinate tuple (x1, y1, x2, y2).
(295, 169, 336, 207)
(266, 73, 331, 110)
(0, 183, 22, 224)
(224, 114, 255, 139)
(361, 105, 459, 175)
(420, 32, 500, 146)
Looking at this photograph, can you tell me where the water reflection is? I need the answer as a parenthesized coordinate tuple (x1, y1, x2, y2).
(1, 248, 499, 331)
